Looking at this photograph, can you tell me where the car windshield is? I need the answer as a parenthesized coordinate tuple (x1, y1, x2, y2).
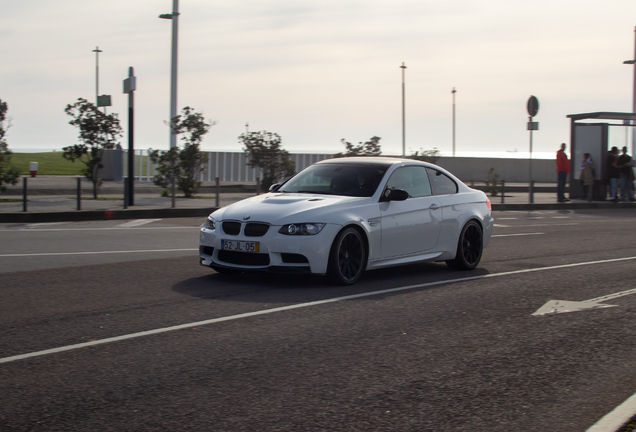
(277, 163, 388, 197)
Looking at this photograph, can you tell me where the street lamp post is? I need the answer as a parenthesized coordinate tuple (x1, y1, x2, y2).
(623, 26, 636, 156)
(92, 46, 102, 107)
(160, 0, 180, 208)
(400, 62, 407, 158)
(451, 87, 457, 157)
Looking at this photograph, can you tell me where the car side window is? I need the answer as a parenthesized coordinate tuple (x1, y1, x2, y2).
(426, 168, 458, 195)
(386, 166, 432, 198)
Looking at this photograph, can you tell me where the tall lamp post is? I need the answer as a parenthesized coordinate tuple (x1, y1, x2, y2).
(160, 0, 179, 208)
(400, 62, 407, 158)
(623, 26, 636, 156)
(451, 87, 457, 157)
(92, 47, 102, 107)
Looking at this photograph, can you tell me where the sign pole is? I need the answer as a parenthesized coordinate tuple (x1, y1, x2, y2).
(527, 96, 539, 204)
(123, 67, 137, 206)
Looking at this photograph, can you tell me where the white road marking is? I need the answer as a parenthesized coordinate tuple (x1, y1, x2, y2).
(1, 255, 636, 365)
(491, 233, 544, 238)
(117, 219, 162, 228)
(0, 249, 198, 258)
(493, 224, 510, 227)
(533, 287, 636, 316)
(496, 218, 518, 220)
(586, 392, 636, 432)
(23, 223, 69, 229)
(551, 216, 570, 219)
(0, 226, 197, 232)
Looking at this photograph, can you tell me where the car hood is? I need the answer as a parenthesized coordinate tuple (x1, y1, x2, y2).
(212, 193, 372, 225)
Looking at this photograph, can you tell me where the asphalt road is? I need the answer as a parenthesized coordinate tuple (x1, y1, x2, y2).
(1, 210, 636, 431)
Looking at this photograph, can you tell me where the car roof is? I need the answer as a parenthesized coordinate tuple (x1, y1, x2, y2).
(315, 157, 423, 167)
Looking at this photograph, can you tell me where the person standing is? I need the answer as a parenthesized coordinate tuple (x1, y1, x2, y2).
(617, 146, 635, 201)
(607, 146, 621, 202)
(556, 143, 570, 202)
(580, 153, 594, 201)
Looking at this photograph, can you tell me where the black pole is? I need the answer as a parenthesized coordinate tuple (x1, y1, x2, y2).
(124, 66, 136, 206)
(123, 177, 128, 209)
(22, 177, 27, 212)
(501, 179, 505, 204)
(77, 177, 81, 210)
(529, 180, 534, 204)
(127, 72, 135, 206)
(215, 177, 220, 207)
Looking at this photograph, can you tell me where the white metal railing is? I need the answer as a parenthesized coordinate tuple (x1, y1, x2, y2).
(119, 150, 334, 183)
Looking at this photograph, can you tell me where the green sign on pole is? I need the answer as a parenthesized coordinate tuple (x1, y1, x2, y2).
(97, 94, 111, 107)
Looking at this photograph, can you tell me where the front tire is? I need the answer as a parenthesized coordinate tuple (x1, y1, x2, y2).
(327, 227, 366, 285)
(446, 220, 483, 270)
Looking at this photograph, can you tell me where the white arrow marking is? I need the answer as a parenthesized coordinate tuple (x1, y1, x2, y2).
(533, 287, 636, 316)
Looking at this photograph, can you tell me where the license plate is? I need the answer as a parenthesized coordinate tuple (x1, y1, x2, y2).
(221, 240, 260, 253)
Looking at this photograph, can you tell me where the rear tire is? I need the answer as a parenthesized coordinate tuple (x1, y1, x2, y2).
(327, 227, 366, 285)
(446, 220, 483, 270)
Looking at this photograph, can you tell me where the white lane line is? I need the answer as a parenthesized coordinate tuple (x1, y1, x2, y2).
(117, 219, 162, 228)
(0, 249, 198, 258)
(491, 233, 544, 238)
(493, 224, 510, 228)
(586, 392, 636, 432)
(496, 218, 518, 220)
(1, 255, 636, 365)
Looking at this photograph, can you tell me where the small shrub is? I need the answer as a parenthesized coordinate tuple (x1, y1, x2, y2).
(484, 167, 500, 197)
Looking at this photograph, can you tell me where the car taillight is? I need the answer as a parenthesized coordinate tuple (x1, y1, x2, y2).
(486, 197, 492, 210)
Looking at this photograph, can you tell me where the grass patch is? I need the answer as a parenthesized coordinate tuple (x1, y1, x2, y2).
(11, 152, 83, 175)
(0, 198, 24, 203)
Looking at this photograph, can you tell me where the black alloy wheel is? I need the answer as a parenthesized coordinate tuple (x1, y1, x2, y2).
(446, 220, 483, 270)
(327, 227, 366, 285)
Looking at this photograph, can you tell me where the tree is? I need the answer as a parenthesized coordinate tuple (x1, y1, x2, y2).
(150, 106, 211, 198)
(63, 98, 123, 198)
(334, 136, 382, 158)
(240, 131, 295, 190)
(0, 99, 20, 193)
(408, 148, 441, 164)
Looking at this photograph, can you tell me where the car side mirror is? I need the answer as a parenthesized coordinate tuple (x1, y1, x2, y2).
(269, 183, 281, 192)
(381, 188, 409, 202)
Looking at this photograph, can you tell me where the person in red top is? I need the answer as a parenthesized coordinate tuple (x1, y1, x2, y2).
(556, 143, 570, 202)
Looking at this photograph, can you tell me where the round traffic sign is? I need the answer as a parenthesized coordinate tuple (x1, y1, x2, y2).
(527, 96, 539, 117)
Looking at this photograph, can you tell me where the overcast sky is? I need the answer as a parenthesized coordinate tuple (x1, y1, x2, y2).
(2, 0, 636, 158)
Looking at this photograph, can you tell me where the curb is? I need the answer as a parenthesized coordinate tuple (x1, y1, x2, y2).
(2, 202, 635, 224)
(492, 202, 636, 211)
(0, 207, 218, 223)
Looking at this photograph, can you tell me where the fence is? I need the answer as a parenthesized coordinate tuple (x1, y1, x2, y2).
(113, 150, 334, 183)
(106, 150, 557, 183)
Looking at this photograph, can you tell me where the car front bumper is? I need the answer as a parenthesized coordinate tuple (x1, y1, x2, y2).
(199, 223, 341, 275)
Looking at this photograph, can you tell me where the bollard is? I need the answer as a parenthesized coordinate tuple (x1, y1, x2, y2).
(256, 177, 260, 195)
(123, 177, 128, 209)
(22, 177, 27, 212)
(29, 162, 38, 178)
(501, 179, 505, 204)
(529, 180, 534, 204)
(215, 177, 220, 208)
(77, 177, 81, 211)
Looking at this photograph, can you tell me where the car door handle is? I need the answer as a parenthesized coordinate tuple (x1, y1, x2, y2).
(429, 203, 440, 210)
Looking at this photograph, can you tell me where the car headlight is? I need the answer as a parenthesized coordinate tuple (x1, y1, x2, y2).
(279, 223, 326, 236)
(204, 217, 216, 230)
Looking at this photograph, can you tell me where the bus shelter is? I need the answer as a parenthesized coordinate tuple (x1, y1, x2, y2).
(567, 112, 636, 200)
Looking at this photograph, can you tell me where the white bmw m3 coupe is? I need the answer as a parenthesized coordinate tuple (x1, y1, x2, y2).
(200, 157, 493, 285)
